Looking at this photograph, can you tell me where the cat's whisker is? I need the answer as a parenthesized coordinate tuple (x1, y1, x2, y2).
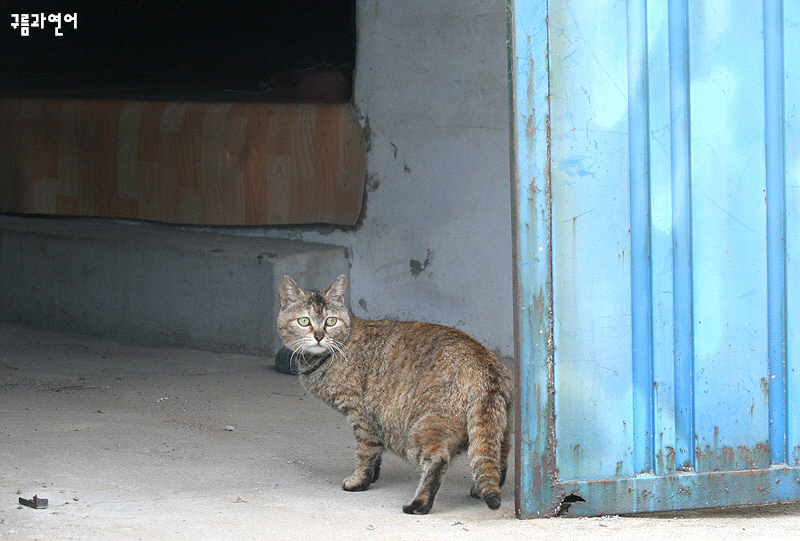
(293, 346, 313, 370)
(328, 340, 349, 363)
(286, 338, 316, 371)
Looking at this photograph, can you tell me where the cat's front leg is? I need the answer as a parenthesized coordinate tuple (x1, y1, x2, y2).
(342, 413, 384, 491)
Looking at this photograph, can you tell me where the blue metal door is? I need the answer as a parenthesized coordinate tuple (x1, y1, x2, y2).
(510, 0, 800, 517)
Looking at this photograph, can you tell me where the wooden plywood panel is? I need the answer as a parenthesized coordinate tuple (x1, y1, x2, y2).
(0, 98, 365, 226)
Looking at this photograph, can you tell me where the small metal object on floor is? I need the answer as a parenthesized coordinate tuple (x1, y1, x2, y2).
(19, 495, 48, 509)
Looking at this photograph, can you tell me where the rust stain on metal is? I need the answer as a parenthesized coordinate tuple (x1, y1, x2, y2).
(656, 444, 678, 474)
(532, 287, 546, 313)
(695, 442, 770, 472)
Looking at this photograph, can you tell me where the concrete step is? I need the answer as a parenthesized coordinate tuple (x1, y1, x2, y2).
(0, 215, 349, 355)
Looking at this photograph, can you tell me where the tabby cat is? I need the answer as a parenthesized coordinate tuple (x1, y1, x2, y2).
(277, 274, 513, 514)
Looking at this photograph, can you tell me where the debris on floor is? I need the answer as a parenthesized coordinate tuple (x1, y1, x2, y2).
(18, 495, 48, 509)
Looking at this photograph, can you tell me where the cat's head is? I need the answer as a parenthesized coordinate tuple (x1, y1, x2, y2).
(277, 274, 352, 360)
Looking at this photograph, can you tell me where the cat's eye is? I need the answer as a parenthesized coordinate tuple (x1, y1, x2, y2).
(297, 317, 311, 327)
(325, 317, 338, 327)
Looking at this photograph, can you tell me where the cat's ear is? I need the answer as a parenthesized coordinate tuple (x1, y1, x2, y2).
(279, 276, 304, 308)
(324, 274, 347, 303)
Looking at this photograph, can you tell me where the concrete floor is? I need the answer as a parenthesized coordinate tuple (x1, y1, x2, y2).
(1, 322, 799, 540)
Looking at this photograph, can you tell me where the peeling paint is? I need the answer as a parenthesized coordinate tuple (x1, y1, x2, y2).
(695, 441, 770, 472)
(365, 173, 381, 193)
(656, 445, 677, 474)
(558, 467, 800, 517)
(409, 249, 434, 278)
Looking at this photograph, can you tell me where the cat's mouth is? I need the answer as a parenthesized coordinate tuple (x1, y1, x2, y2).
(293, 341, 329, 356)
(306, 344, 329, 355)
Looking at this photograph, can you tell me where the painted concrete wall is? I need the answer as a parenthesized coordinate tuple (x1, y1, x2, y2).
(251, 1, 514, 355)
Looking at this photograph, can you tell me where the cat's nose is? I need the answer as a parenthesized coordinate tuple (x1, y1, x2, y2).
(314, 331, 325, 342)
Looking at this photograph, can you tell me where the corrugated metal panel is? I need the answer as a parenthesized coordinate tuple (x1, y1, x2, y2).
(786, 0, 800, 469)
(510, 0, 800, 518)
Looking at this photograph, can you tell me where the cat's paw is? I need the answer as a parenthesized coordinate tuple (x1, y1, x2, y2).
(402, 496, 433, 515)
(342, 474, 372, 491)
(483, 493, 501, 510)
(470, 486, 502, 509)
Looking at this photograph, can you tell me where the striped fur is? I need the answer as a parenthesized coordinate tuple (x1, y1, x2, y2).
(277, 275, 513, 514)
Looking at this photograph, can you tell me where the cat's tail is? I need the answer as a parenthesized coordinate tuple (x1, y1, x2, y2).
(467, 386, 512, 510)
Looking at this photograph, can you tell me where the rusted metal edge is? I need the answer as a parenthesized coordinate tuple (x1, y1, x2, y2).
(508, 0, 564, 519)
(558, 465, 800, 517)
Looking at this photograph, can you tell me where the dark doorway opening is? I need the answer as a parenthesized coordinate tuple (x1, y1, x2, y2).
(1, 1, 356, 101)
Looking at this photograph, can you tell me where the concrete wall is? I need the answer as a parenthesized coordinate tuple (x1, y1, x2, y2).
(1, 0, 515, 357)
(249, 0, 515, 356)
(0, 216, 350, 355)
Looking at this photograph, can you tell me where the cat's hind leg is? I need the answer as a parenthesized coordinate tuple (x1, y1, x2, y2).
(342, 415, 384, 491)
(403, 419, 463, 515)
(403, 452, 449, 515)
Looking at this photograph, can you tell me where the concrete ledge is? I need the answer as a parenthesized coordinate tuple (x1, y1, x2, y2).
(0, 215, 349, 355)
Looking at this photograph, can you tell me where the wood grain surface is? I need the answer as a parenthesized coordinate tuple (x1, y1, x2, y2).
(0, 99, 365, 226)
